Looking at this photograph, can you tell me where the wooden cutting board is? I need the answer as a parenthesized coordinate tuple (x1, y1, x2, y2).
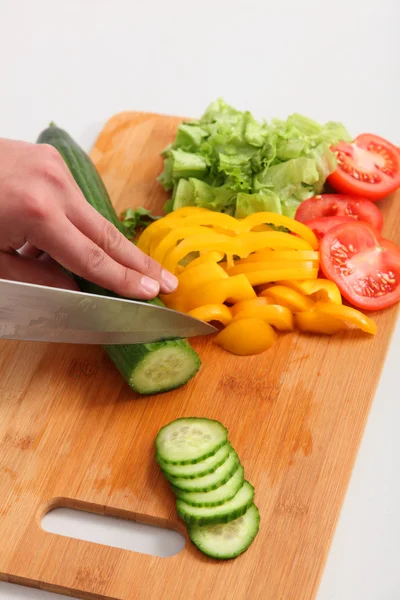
(0, 111, 399, 600)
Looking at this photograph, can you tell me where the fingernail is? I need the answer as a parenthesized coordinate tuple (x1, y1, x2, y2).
(161, 269, 178, 292)
(140, 276, 160, 295)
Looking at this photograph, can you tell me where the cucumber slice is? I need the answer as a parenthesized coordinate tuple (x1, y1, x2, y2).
(188, 503, 260, 559)
(173, 464, 244, 507)
(156, 418, 228, 465)
(169, 450, 239, 492)
(128, 342, 201, 395)
(158, 442, 231, 479)
(176, 480, 254, 526)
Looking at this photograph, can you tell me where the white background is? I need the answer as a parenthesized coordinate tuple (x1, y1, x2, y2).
(0, 0, 399, 598)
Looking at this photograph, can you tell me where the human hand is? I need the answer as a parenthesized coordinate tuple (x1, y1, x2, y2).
(0, 138, 178, 299)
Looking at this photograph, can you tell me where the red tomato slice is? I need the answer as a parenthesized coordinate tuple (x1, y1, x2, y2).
(320, 222, 400, 311)
(305, 216, 356, 241)
(327, 134, 400, 201)
(295, 194, 383, 232)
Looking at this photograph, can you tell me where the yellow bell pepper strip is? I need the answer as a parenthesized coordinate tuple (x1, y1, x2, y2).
(260, 285, 315, 312)
(151, 226, 217, 263)
(254, 283, 274, 294)
(243, 267, 318, 287)
(163, 233, 239, 274)
(172, 211, 242, 234)
(227, 261, 316, 275)
(239, 212, 319, 250)
(161, 262, 228, 312)
(136, 207, 209, 253)
(163, 231, 313, 274)
(164, 206, 209, 218)
(236, 249, 319, 264)
(295, 312, 348, 335)
(250, 224, 275, 232)
(232, 304, 294, 332)
(280, 279, 342, 305)
(183, 251, 225, 270)
(311, 302, 377, 335)
(212, 228, 237, 237)
(185, 275, 256, 311)
(148, 226, 175, 258)
(153, 220, 239, 261)
(230, 296, 272, 316)
(187, 304, 233, 326)
(159, 296, 187, 313)
(276, 280, 308, 294)
(177, 251, 201, 268)
(214, 318, 277, 356)
(238, 231, 313, 252)
(225, 253, 235, 269)
(136, 221, 170, 254)
(178, 262, 228, 289)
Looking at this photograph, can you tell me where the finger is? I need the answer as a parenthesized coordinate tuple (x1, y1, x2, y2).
(28, 218, 161, 300)
(0, 246, 18, 255)
(0, 250, 79, 290)
(67, 199, 178, 294)
(19, 242, 44, 259)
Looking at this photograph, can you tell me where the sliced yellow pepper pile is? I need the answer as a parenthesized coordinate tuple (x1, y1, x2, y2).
(136, 207, 378, 356)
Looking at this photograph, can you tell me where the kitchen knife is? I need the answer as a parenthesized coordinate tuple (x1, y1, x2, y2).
(0, 278, 217, 345)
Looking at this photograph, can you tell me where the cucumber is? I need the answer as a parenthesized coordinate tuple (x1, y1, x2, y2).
(169, 450, 239, 492)
(172, 464, 244, 507)
(176, 480, 254, 526)
(188, 503, 260, 559)
(157, 442, 231, 479)
(156, 418, 228, 465)
(36, 125, 201, 395)
(107, 341, 201, 396)
(38, 125, 127, 234)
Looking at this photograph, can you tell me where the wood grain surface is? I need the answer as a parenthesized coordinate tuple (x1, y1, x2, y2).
(0, 111, 399, 600)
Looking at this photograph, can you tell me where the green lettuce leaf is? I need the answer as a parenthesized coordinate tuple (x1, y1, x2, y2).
(189, 178, 236, 212)
(159, 98, 351, 217)
(235, 191, 282, 218)
(158, 149, 208, 190)
(172, 123, 209, 152)
(120, 207, 160, 237)
(281, 198, 304, 219)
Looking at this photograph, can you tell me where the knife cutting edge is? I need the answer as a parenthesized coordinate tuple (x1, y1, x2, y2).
(0, 278, 217, 345)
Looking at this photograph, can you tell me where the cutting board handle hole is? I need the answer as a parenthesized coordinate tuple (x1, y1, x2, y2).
(41, 500, 185, 558)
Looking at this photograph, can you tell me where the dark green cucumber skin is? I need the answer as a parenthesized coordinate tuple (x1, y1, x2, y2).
(176, 494, 254, 526)
(172, 465, 245, 507)
(157, 438, 228, 466)
(36, 125, 201, 394)
(156, 443, 231, 479)
(37, 126, 127, 235)
(168, 453, 240, 492)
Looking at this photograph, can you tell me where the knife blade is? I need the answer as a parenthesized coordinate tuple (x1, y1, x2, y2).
(0, 278, 217, 345)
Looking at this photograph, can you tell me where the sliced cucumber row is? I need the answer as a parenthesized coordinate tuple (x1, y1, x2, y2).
(155, 417, 260, 560)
